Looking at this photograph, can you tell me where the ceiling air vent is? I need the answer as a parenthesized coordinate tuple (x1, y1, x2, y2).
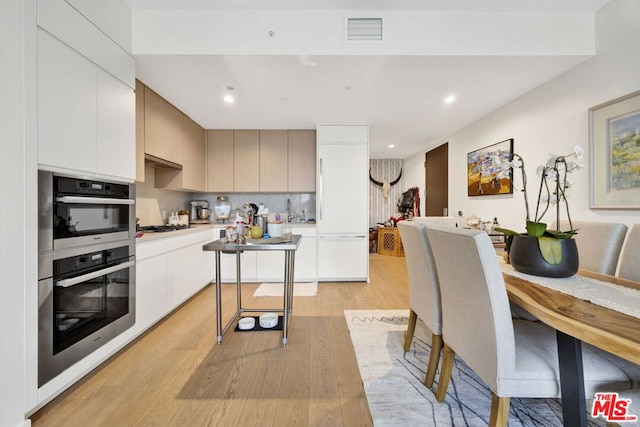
(347, 18, 383, 41)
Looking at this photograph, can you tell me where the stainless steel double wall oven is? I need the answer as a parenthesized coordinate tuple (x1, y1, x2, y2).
(38, 171, 136, 386)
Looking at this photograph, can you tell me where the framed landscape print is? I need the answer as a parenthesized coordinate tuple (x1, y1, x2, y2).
(589, 90, 640, 209)
(467, 138, 513, 196)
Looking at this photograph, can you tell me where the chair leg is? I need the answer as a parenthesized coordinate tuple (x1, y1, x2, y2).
(403, 309, 417, 352)
(489, 393, 510, 427)
(424, 334, 443, 388)
(435, 344, 455, 402)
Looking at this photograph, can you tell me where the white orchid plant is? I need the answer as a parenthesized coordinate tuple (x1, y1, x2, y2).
(495, 144, 585, 264)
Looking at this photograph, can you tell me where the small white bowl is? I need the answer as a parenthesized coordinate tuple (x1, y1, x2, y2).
(238, 317, 255, 330)
(259, 313, 278, 329)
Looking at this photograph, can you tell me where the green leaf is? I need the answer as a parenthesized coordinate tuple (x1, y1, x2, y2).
(538, 237, 563, 265)
(544, 229, 577, 239)
(526, 221, 547, 237)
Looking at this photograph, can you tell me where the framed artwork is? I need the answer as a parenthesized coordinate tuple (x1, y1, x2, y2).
(467, 138, 514, 196)
(589, 90, 640, 209)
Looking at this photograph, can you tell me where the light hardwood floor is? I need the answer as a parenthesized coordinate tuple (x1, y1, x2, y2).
(31, 253, 409, 426)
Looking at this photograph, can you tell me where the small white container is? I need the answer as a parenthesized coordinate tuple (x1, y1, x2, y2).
(269, 222, 282, 237)
(259, 313, 278, 329)
(238, 317, 255, 330)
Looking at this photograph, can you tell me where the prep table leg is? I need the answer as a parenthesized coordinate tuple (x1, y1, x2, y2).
(215, 251, 222, 344)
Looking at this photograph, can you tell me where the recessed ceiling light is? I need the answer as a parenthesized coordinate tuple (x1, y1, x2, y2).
(444, 95, 456, 104)
(224, 95, 234, 103)
(388, 144, 395, 148)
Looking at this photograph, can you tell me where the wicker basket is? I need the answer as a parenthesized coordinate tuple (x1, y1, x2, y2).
(377, 227, 404, 257)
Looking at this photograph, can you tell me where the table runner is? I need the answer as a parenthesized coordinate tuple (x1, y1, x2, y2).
(500, 259, 640, 320)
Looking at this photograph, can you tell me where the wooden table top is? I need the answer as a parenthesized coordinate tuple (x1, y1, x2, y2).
(504, 269, 640, 365)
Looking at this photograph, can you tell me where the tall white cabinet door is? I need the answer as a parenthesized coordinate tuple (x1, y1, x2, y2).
(317, 143, 369, 234)
(38, 30, 97, 171)
(97, 69, 135, 180)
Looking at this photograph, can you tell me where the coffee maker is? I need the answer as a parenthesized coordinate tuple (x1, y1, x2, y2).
(189, 200, 211, 224)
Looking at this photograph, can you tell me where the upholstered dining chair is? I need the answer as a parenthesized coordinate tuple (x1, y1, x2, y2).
(618, 224, 640, 282)
(552, 220, 628, 275)
(425, 226, 637, 426)
(397, 217, 455, 388)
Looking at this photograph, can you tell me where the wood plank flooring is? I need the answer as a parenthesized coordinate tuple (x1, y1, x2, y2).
(31, 253, 409, 427)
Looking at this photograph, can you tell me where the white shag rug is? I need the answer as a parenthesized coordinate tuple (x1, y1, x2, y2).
(252, 282, 317, 297)
(344, 309, 606, 427)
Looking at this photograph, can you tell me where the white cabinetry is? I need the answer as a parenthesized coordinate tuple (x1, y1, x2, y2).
(255, 227, 317, 282)
(96, 69, 135, 178)
(211, 227, 257, 282)
(135, 229, 214, 333)
(135, 240, 169, 333)
(38, 30, 96, 173)
(317, 125, 369, 282)
(37, 29, 135, 180)
(166, 231, 213, 308)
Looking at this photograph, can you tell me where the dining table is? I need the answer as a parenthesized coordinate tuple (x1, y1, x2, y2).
(502, 263, 640, 427)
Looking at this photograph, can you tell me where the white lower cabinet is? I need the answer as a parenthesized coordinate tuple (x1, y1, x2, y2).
(135, 229, 213, 333)
(318, 235, 368, 281)
(213, 226, 317, 283)
(167, 236, 213, 308)
(135, 249, 169, 333)
(256, 228, 317, 282)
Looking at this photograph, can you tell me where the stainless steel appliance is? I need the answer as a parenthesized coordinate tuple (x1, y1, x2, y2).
(38, 240, 135, 386)
(38, 170, 136, 386)
(39, 171, 136, 251)
(189, 200, 212, 224)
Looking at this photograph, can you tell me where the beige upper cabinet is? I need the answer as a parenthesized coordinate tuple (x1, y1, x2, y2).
(206, 129, 316, 193)
(144, 86, 182, 165)
(259, 130, 288, 192)
(206, 130, 234, 192)
(288, 130, 316, 192)
(233, 130, 260, 192)
(180, 114, 206, 191)
(135, 79, 145, 182)
(138, 81, 206, 191)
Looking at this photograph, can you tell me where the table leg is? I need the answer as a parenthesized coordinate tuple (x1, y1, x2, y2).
(215, 251, 222, 345)
(556, 330, 587, 427)
(236, 251, 242, 313)
(282, 250, 291, 347)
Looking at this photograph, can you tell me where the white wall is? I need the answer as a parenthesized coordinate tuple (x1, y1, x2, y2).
(405, 0, 640, 233)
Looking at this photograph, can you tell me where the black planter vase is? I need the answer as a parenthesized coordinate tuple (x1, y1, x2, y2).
(509, 235, 579, 278)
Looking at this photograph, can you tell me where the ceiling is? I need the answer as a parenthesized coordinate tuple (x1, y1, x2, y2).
(128, 0, 611, 159)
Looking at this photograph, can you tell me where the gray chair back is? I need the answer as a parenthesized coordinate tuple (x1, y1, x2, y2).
(552, 220, 628, 275)
(426, 227, 515, 391)
(397, 221, 442, 335)
(618, 224, 640, 282)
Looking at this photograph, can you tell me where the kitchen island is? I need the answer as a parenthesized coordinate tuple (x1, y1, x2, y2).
(203, 235, 302, 346)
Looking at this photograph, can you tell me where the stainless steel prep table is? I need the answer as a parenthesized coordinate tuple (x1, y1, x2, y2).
(202, 235, 301, 346)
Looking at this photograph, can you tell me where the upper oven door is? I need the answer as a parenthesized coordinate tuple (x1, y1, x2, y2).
(39, 171, 136, 251)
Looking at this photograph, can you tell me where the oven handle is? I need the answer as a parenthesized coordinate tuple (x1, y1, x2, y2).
(56, 196, 135, 205)
(55, 260, 134, 288)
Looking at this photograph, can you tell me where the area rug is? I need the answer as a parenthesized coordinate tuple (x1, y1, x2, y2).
(252, 281, 317, 297)
(345, 309, 605, 427)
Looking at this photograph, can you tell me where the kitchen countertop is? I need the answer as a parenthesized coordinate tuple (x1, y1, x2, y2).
(136, 222, 316, 243)
(135, 223, 216, 243)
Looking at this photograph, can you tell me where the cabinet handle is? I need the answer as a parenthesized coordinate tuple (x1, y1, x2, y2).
(319, 158, 323, 220)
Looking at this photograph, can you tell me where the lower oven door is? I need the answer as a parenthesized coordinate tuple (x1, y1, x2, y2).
(38, 244, 135, 387)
